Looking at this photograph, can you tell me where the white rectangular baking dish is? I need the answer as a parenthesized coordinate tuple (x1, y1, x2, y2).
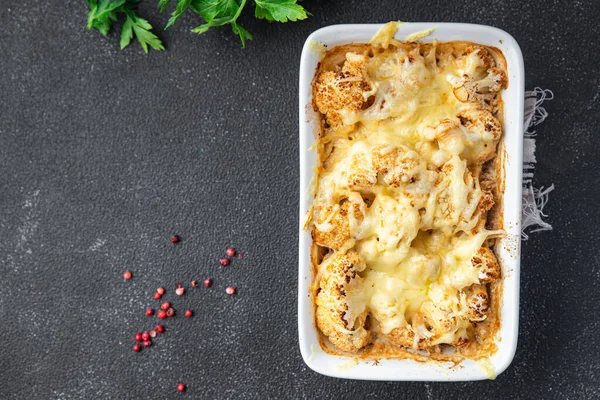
(298, 22, 524, 381)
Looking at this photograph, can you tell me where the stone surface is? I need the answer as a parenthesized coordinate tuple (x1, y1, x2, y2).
(1, 0, 599, 398)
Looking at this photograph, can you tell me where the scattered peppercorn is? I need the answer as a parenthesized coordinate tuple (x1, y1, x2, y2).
(226, 247, 236, 257)
(141, 332, 150, 341)
(157, 287, 165, 295)
(149, 330, 157, 338)
(133, 344, 142, 352)
(203, 278, 213, 288)
(158, 310, 167, 319)
(237, 253, 243, 259)
(175, 287, 185, 296)
(154, 292, 162, 300)
(156, 325, 164, 333)
(219, 258, 230, 266)
(161, 302, 171, 311)
(146, 308, 154, 316)
(135, 333, 142, 342)
(191, 280, 198, 287)
(143, 340, 152, 348)
(123, 271, 132, 280)
(226, 287, 236, 295)
(166, 308, 175, 318)
(177, 383, 185, 393)
(171, 235, 180, 243)
(185, 310, 193, 318)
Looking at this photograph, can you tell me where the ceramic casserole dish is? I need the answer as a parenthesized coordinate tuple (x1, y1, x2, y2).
(298, 22, 524, 381)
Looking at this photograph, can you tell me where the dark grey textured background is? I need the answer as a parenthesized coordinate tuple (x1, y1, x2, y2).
(1, 0, 599, 398)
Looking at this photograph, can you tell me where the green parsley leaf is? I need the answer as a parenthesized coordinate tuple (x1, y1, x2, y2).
(87, 0, 164, 52)
(158, 0, 172, 12)
(231, 22, 253, 48)
(190, 23, 212, 34)
(87, 0, 126, 36)
(122, 9, 165, 53)
(192, 0, 243, 24)
(190, 0, 251, 46)
(254, 0, 308, 23)
(165, 0, 192, 29)
(120, 13, 135, 49)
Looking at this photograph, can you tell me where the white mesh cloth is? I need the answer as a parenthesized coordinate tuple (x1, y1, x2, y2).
(522, 87, 554, 240)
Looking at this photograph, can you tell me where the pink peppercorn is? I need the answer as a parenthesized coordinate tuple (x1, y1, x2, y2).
(219, 258, 230, 266)
(226, 287, 236, 295)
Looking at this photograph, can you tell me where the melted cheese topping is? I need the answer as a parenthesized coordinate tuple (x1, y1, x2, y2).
(310, 23, 506, 358)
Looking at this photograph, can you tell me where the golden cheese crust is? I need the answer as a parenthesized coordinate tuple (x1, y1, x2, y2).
(308, 23, 506, 362)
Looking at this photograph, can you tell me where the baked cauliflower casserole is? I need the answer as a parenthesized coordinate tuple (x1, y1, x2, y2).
(306, 24, 508, 362)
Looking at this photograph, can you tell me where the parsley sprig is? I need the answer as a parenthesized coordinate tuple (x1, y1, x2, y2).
(87, 0, 309, 52)
(87, 0, 165, 53)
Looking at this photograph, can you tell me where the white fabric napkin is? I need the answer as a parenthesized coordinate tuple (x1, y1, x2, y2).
(522, 88, 554, 239)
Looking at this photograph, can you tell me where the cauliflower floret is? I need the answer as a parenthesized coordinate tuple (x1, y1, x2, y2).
(363, 48, 432, 121)
(378, 48, 433, 90)
(312, 199, 365, 250)
(460, 46, 496, 80)
(470, 247, 500, 283)
(422, 108, 502, 166)
(315, 251, 371, 353)
(458, 107, 502, 163)
(422, 120, 465, 163)
(448, 47, 507, 110)
(448, 67, 507, 109)
(417, 301, 458, 335)
(313, 53, 372, 127)
(391, 301, 458, 350)
(432, 156, 483, 233)
(459, 284, 489, 322)
(372, 145, 427, 188)
(389, 325, 421, 349)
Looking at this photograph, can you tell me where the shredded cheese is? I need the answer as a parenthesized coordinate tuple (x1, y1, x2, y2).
(406, 27, 437, 42)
